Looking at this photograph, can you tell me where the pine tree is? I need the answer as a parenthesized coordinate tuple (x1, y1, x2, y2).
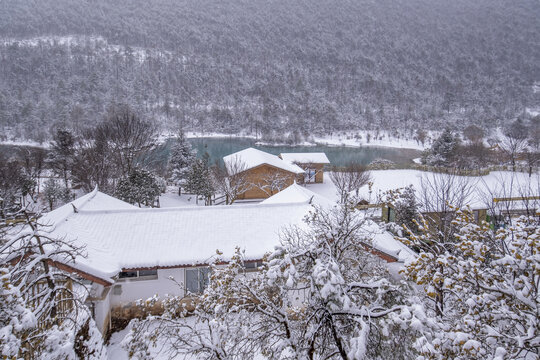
(49, 129, 75, 188)
(168, 131, 196, 195)
(42, 178, 63, 211)
(115, 168, 162, 207)
(423, 128, 460, 167)
(184, 152, 214, 205)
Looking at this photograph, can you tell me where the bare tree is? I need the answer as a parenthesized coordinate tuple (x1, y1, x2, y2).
(329, 163, 371, 203)
(418, 171, 476, 242)
(254, 171, 292, 197)
(20, 147, 46, 199)
(212, 156, 251, 204)
(0, 154, 26, 219)
(94, 105, 157, 177)
(478, 172, 540, 228)
(71, 131, 118, 193)
(501, 119, 528, 172)
(463, 124, 484, 144)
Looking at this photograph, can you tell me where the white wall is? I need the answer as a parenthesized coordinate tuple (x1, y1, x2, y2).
(86, 283, 112, 335)
(110, 268, 185, 306)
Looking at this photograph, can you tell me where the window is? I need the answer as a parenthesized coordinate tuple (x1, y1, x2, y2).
(119, 271, 138, 279)
(118, 269, 158, 280)
(138, 270, 158, 278)
(243, 260, 263, 271)
(304, 168, 316, 183)
(185, 267, 211, 294)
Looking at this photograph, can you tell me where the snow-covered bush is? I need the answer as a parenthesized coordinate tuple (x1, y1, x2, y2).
(1, 210, 107, 359)
(368, 158, 395, 170)
(126, 204, 422, 359)
(401, 210, 539, 359)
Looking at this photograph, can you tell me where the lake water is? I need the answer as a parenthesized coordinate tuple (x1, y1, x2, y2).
(0, 138, 421, 170)
(183, 137, 421, 166)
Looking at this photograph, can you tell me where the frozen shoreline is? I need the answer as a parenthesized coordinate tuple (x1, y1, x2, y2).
(181, 130, 432, 151)
(1, 130, 431, 151)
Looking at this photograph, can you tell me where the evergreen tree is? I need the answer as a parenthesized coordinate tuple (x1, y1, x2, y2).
(423, 128, 460, 167)
(185, 152, 214, 205)
(49, 129, 75, 188)
(387, 185, 419, 231)
(114, 168, 162, 207)
(42, 178, 63, 211)
(168, 131, 196, 195)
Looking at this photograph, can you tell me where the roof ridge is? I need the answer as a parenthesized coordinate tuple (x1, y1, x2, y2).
(76, 201, 312, 215)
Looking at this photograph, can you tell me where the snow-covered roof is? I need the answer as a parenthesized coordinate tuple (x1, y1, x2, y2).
(355, 170, 540, 212)
(39, 187, 137, 229)
(30, 185, 418, 283)
(223, 148, 304, 175)
(261, 182, 334, 208)
(40, 194, 315, 281)
(280, 152, 330, 164)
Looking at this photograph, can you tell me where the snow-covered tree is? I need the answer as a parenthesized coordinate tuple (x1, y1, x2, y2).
(329, 164, 371, 203)
(0, 266, 35, 358)
(0, 154, 26, 219)
(126, 204, 422, 359)
(115, 168, 162, 207)
(185, 153, 214, 205)
(384, 185, 419, 232)
(422, 129, 460, 167)
(49, 128, 76, 188)
(42, 178, 68, 211)
(168, 131, 196, 195)
(401, 209, 539, 359)
(0, 210, 107, 359)
(501, 118, 529, 172)
(212, 157, 250, 204)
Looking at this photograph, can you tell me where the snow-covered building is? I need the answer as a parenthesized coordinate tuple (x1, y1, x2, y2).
(354, 170, 540, 224)
(29, 186, 412, 335)
(223, 147, 305, 199)
(223, 148, 332, 199)
(279, 152, 330, 183)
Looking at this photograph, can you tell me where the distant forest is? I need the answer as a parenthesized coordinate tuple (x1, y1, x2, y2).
(0, 0, 539, 142)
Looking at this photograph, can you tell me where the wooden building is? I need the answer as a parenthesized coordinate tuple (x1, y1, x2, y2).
(223, 148, 305, 199)
(279, 152, 331, 183)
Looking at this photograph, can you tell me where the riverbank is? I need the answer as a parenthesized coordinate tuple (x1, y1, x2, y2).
(179, 130, 435, 151)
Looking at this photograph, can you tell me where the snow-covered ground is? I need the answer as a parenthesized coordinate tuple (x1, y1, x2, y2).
(311, 130, 434, 150)
(159, 191, 202, 207)
(181, 130, 435, 150)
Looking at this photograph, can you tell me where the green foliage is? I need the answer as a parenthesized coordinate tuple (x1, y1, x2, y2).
(115, 168, 162, 207)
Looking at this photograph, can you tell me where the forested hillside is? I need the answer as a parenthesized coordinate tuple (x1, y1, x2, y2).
(0, 0, 539, 141)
